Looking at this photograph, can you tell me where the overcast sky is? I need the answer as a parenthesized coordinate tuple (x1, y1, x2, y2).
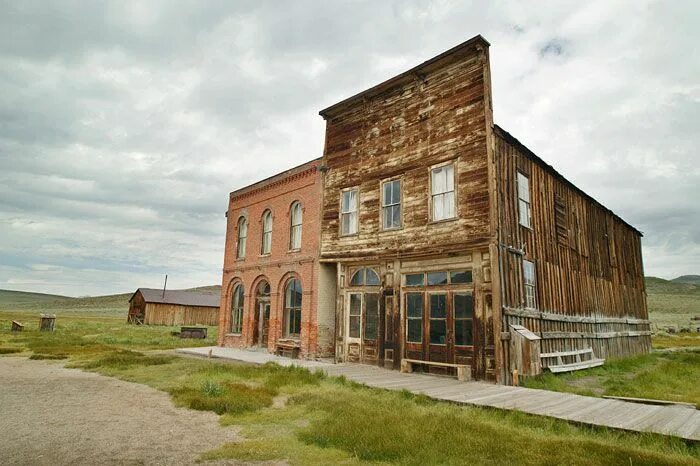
(0, 1, 698, 296)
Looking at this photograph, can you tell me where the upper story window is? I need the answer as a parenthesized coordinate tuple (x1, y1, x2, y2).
(517, 172, 531, 228)
(236, 217, 247, 259)
(261, 210, 272, 255)
(289, 201, 302, 250)
(382, 179, 401, 230)
(340, 188, 359, 236)
(431, 164, 455, 221)
(523, 260, 537, 309)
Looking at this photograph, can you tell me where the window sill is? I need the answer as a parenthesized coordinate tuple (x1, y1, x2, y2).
(259, 253, 271, 258)
(379, 226, 402, 233)
(235, 258, 246, 262)
(225, 333, 242, 337)
(519, 224, 533, 231)
(339, 232, 359, 238)
(428, 217, 458, 225)
(287, 248, 302, 254)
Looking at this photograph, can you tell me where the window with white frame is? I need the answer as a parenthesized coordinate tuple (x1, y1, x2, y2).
(523, 260, 537, 309)
(261, 210, 272, 255)
(340, 189, 358, 235)
(289, 201, 302, 250)
(230, 284, 244, 334)
(236, 217, 247, 259)
(431, 164, 455, 221)
(517, 172, 531, 228)
(382, 179, 401, 230)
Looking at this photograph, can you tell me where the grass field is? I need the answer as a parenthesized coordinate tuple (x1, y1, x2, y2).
(1, 321, 697, 465)
(1, 281, 699, 464)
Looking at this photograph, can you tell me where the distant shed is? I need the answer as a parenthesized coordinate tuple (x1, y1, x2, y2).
(127, 288, 220, 326)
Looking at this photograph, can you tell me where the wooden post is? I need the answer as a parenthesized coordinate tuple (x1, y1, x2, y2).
(512, 369, 519, 386)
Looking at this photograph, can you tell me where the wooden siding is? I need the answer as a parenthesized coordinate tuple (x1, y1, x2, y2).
(320, 41, 493, 261)
(493, 128, 650, 382)
(144, 303, 218, 326)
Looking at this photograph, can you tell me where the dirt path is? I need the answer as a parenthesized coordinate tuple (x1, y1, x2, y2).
(0, 357, 239, 465)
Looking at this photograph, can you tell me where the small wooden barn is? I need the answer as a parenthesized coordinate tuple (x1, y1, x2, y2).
(127, 288, 220, 326)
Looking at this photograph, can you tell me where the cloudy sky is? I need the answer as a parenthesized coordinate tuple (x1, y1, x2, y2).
(0, 1, 697, 296)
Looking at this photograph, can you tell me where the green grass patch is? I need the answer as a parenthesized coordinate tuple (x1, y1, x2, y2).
(0, 346, 22, 354)
(171, 381, 276, 415)
(653, 334, 700, 349)
(29, 353, 68, 360)
(71, 350, 175, 370)
(523, 350, 700, 407)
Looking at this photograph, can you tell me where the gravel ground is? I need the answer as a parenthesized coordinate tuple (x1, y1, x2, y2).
(0, 357, 240, 465)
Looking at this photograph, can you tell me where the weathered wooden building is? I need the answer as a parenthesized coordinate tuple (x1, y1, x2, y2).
(127, 288, 220, 326)
(318, 34, 649, 383)
(218, 34, 649, 384)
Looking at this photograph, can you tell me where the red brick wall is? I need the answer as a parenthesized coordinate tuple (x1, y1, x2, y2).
(217, 159, 326, 358)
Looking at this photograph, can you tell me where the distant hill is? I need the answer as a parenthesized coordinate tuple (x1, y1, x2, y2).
(644, 276, 699, 329)
(671, 275, 700, 285)
(0, 285, 221, 317)
(0, 289, 69, 305)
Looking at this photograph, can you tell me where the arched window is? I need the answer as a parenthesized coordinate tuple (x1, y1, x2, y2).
(261, 210, 272, 255)
(236, 217, 247, 259)
(231, 284, 244, 334)
(289, 201, 302, 250)
(349, 267, 380, 286)
(284, 278, 302, 338)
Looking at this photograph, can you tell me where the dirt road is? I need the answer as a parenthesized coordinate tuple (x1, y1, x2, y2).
(0, 357, 238, 465)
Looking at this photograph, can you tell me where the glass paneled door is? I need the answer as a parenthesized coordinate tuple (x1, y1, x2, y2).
(345, 292, 381, 364)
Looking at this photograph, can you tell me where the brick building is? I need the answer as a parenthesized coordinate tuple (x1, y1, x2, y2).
(217, 158, 336, 358)
(217, 35, 649, 384)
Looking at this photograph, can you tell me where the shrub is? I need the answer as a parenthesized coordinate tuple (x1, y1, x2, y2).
(76, 350, 174, 369)
(0, 347, 22, 354)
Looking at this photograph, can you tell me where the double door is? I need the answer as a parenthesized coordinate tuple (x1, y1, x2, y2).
(404, 291, 474, 371)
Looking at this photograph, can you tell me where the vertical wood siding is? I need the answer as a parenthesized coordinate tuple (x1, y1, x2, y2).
(493, 128, 650, 380)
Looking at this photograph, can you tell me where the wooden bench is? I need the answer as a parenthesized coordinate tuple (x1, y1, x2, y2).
(11, 321, 24, 332)
(400, 358, 471, 381)
(275, 339, 301, 359)
(540, 348, 604, 373)
(180, 326, 207, 339)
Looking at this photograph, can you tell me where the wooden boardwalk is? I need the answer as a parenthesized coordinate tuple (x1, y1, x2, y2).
(177, 346, 700, 441)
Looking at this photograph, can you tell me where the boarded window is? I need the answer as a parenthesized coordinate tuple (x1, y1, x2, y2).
(230, 284, 244, 334)
(341, 189, 358, 235)
(236, 217, 247, 259)
(431, 164, 455, 221)
(364, 293, 379, 340)
(406, 293, 423, 343)
(523, 260, 537, 309)
(348, 293, 361, 338)
(261, 210, 273, 255)
(429, 294, 447, 344)
(554, 193, 568, 245)
(284, 279, 302, 337)
(382, 179, 401, 229)
(289, 201, 302, 250)
(517, 172, 531, 228)
(454, 293, 473, 346)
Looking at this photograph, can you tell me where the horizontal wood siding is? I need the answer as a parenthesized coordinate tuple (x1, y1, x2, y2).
(144, 303, 218, 326)
(494, 130, 650, 378)
(321, 43, 492, 261)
